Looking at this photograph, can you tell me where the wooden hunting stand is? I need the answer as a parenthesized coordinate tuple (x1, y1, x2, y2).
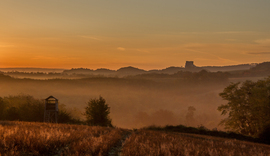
(44, 96, 58, 123)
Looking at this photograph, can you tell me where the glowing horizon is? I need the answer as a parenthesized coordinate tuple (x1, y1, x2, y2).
(1, 1, 270, 70)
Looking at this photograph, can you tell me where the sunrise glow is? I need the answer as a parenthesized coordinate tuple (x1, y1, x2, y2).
(1, 1, 270, 70)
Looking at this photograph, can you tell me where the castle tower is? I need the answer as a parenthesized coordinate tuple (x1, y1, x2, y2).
(185, 61, 196, 69)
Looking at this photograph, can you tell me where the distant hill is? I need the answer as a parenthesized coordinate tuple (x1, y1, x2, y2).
(0, 73, 13, 80)
(148, 66, 189, 74)
(63, 66, 147, 77)
(0, 68, 65, 73)
(201, 64, 254, 72)
(2, 61, 263, 78)
(182, 61, 254, 72)
(95, 68, 115, 75)
(157, 66, 185, 74)
(63, 68, 94, 75)
(63, 68, 116, 76)
(116, 66, 146, 76)
(63, 63, 254, 77)
(46, 63, 256, 77)
(241, 62, 270, 77)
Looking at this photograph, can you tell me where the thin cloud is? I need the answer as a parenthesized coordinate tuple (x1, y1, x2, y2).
(79, 36, 102, 41)
(216, 57, 239, 64)
(136, 49, 150, 53)
(193, 57, 239, 65)
(185, 48, 239, 64)
(177, 31, 254, 35)
(178, 32, 205, 35)
(31, 56, 56, 60)
(117, 47, 126, 51)
(255, 39, 270, 45)
(247, 52, 270, 55)
(215, 31, 254, 34)
(183, 43, 205, 48)
(226, 39, 237, 42)
(0, 43, 14, 47)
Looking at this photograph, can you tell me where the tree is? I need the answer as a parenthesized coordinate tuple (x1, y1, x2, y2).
(3, 94, 44, 122)
(84, 96, 112, 127)
(186, 106, 196, 126)
(218, 78, 270, 136)
(0, 97, 6, 120)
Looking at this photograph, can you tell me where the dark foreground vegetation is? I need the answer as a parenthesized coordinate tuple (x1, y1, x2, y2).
(0, 94, 82, 124)
(217, 77, 270, 144)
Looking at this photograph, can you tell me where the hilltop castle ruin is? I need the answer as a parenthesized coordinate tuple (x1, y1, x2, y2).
(185, 61, 197, 69)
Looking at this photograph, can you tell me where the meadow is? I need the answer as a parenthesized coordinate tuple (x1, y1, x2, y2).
(1, 121, 270, 156)
(122, 130, 270, 156)
(0, 121, 126, 155)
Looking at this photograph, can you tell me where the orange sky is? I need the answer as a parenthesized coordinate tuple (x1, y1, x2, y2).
(1, 1, 270, 70)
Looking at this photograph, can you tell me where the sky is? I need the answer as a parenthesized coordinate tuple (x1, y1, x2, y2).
(1, 0, 270, 70)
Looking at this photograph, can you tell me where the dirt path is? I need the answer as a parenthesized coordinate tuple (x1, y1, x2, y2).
(108, 130, 132, 156)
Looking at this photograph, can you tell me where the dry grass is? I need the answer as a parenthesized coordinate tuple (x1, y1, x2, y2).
(0, 121, 126, 155)
(2, 121, 270, 156)
(121, 130, 270, 156)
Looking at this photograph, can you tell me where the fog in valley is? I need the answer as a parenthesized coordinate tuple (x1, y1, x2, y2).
(0, 64, 267, 129)
(0, 77, 223, 129)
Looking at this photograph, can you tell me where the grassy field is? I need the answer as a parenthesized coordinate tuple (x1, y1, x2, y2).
(0, 121, 126, 155)
(1, 121, 270, 156)
(121, 130, 270, 156)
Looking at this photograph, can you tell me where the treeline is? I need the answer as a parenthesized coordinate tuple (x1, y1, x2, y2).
(0, 68, 234, 81)
(2, 61, 270, 79)
(2, 72, 69, 79)
(1, 71, 105, 79)
(240, 62, 270, 77)
(0, 94, 82, 124)
(131, 70, 230, 83)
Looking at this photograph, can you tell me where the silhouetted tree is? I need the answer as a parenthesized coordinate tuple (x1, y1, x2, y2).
(218, 78, 270, 136)
(0, 97, 6, 119)
(186, 106, 196, 126)
(151, 109, 178, 126)
(84, 96, 112, 127)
